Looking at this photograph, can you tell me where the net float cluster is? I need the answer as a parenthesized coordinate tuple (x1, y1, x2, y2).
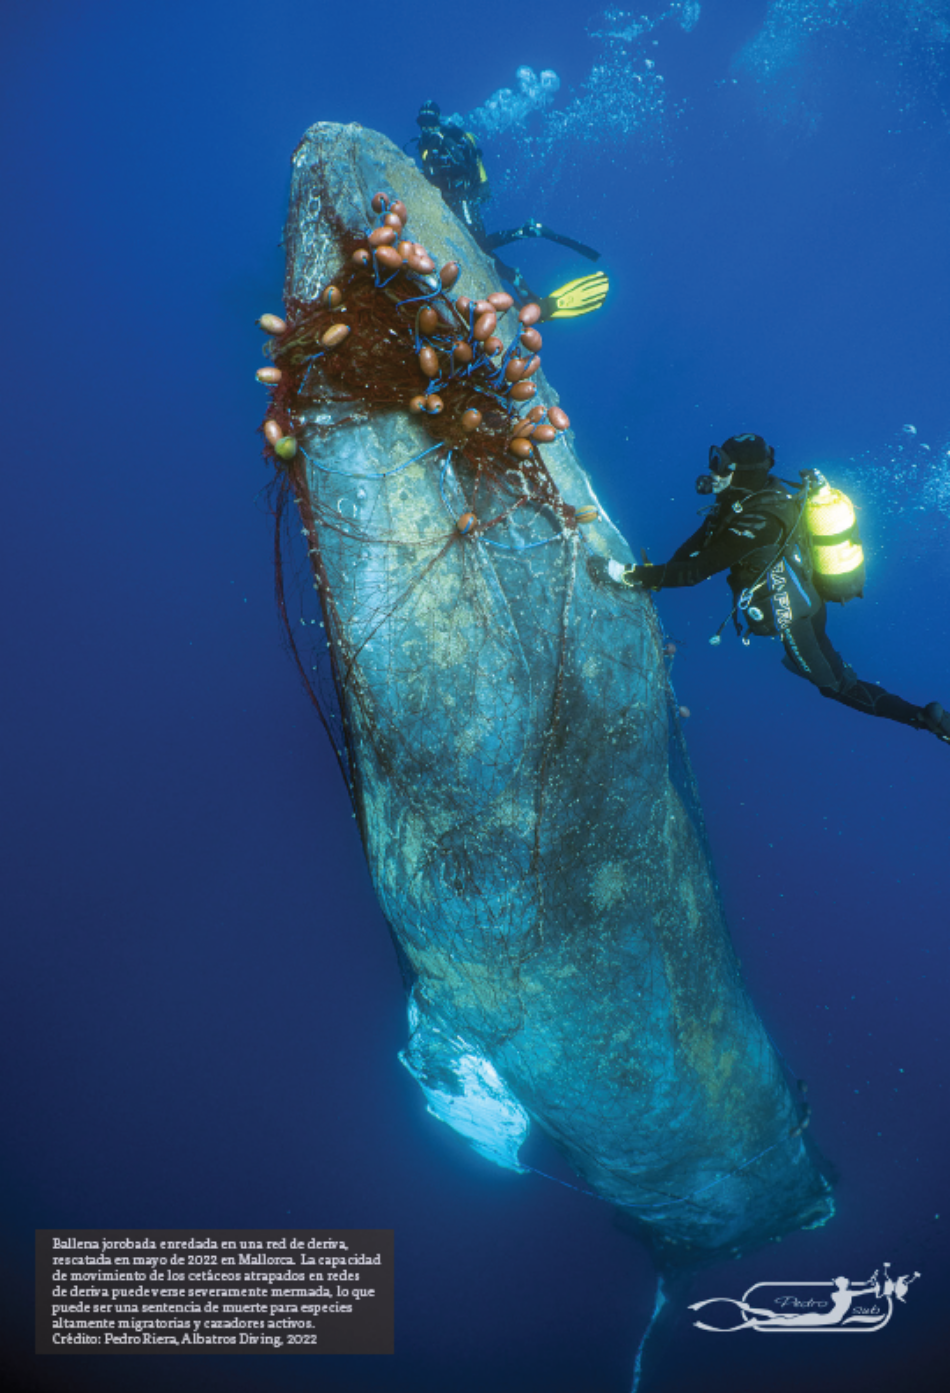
(252, 189, 601, 541)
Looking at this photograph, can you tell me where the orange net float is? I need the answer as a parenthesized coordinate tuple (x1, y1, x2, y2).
(486, 291, 513, 313)
(575, 506, 599, 524)
(418, 346, 439, 378)
(511, 417, 537, 440)
(456, 512, 477, 535)
(321, 324, 350, 348)
(406, 249, 435, 274)
(258, 313, 287, 335)
(473, 311, 497, 342)
(261, 416, 298, 465)
(368, 226, 397, 248)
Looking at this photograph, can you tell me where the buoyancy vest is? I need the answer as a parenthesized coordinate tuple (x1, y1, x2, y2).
(706, 472, 865, 644)
(714, 484, 823, 638)
(419, 128, 487, 200)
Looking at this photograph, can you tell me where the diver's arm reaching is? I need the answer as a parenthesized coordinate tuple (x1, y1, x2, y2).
(591, 511, 785, 591)
(587, 426, 950, 744)
(486, 220, 601, 261)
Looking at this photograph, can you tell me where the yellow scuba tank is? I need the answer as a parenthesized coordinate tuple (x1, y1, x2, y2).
(801, 471, 865, 603)
(465, 132, 490, 196)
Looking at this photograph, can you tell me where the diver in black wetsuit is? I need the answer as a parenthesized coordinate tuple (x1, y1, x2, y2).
(412, 100, 609, 321)
(590, 432, 950, 744)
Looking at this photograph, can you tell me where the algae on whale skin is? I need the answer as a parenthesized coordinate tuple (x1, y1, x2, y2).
(273, 120, 834, 1273)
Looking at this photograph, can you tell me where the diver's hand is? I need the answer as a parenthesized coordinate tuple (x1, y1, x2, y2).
(588, 556, 641, 588)
(610, 560, 639, 585)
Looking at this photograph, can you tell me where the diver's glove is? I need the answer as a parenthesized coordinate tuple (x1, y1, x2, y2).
(919, 701, 950, 744)
(588, 556, 644, 589)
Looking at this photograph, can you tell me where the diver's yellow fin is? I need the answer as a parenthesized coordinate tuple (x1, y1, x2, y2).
(539, 270, 609, 321)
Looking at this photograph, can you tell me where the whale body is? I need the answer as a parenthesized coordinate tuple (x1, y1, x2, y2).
(274, 121, 834, 1277)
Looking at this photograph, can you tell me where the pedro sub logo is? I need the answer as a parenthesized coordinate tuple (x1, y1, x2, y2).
(690, 1263, 919, 1333)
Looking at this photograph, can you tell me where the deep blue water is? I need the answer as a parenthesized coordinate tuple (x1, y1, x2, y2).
(2, 1, 948, 1390)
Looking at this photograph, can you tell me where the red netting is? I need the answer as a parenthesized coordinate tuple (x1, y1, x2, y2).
(263, 203, 590, 827)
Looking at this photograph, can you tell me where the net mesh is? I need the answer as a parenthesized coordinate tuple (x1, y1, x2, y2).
(261, 131, 833, 1266)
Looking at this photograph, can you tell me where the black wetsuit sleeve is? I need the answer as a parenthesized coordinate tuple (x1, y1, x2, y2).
(668, 521, 710, 562)
(637, 512, 785, 589)
(485, 227, 526, 251)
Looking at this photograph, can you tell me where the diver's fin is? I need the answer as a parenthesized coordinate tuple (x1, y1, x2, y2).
(539, 270, 609, 321)
(533, 223, 601, 261)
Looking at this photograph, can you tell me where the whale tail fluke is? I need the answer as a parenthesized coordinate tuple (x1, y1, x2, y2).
(631, 1268, 696, 1392)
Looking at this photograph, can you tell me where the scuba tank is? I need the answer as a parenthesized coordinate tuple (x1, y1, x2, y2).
(464, 132, 491, 196)
(707, 469, 864, 646)
(800, 469, 865, 603)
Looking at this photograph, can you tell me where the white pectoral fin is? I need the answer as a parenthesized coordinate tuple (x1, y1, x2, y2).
(399, 995, 530, 1172)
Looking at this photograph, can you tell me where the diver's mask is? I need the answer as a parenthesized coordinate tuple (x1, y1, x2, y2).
(696, 444, 735, 495)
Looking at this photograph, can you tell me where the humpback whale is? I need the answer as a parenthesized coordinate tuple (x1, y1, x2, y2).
(261, 120, 834, 1383)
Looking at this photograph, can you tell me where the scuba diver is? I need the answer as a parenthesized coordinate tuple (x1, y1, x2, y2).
(412, 100, 609, 323)
(590, 433, 950, 744)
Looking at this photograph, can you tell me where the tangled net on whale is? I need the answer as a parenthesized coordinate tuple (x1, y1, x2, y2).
(253, 181, 821, 1248)
(255, 190, 625, 822)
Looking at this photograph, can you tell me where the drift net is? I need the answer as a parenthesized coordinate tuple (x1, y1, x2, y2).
(261, 187, 679, 908)
(256, 169, 828, 1263)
